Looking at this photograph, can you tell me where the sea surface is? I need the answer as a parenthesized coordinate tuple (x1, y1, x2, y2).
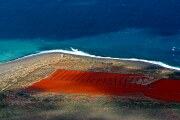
(0, 0, 180, 69)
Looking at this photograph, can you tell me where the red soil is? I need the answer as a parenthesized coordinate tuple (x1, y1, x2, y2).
(27, 70, 180, 102)
(143, 79, 180, 102)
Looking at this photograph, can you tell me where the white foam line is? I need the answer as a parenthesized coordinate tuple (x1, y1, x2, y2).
(1, 48, 180, 71)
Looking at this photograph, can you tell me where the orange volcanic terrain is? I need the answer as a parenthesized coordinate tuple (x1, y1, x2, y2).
(27, 70, 180, 102)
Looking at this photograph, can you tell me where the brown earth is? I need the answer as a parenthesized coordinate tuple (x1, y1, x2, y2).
(0, 53, 180, 120)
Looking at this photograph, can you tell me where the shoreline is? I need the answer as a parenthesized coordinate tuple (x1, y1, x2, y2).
(1, 50, 179, 92)
(0, 48, 180, 71)
(0, 50, 179, 120)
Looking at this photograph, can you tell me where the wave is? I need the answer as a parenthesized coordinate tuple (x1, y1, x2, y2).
(1, 47, 180, 71)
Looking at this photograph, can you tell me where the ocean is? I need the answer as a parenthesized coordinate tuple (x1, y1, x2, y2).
(0, 0, 180, 70)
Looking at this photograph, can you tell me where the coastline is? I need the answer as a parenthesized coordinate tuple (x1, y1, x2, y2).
(1, 48, 180, 71)
(1, 51, 179, 92)
(0, 51, 180, 120)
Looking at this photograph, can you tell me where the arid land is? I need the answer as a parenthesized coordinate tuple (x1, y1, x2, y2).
(0, 53, 180, 120)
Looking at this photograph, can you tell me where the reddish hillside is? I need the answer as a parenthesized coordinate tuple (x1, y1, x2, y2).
(27, 70, 180, 102)
(143, 79, 180, 102)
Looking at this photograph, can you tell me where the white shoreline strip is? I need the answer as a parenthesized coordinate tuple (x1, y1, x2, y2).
(1, 48, 180, 71)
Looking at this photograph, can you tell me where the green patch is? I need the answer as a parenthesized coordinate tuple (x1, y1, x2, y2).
(0, 106, 27, 119)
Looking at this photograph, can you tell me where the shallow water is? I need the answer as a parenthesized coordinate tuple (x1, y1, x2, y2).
(0, 0, 180, 68)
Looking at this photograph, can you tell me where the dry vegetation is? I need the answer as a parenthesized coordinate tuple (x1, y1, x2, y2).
(0, 53, 180, 120)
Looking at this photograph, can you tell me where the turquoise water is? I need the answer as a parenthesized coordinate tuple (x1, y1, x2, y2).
(0, 0, 180, 69)
(1, 29, 180, 68)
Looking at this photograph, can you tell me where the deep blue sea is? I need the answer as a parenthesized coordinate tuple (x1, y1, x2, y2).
(0, 0, 180, 69)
